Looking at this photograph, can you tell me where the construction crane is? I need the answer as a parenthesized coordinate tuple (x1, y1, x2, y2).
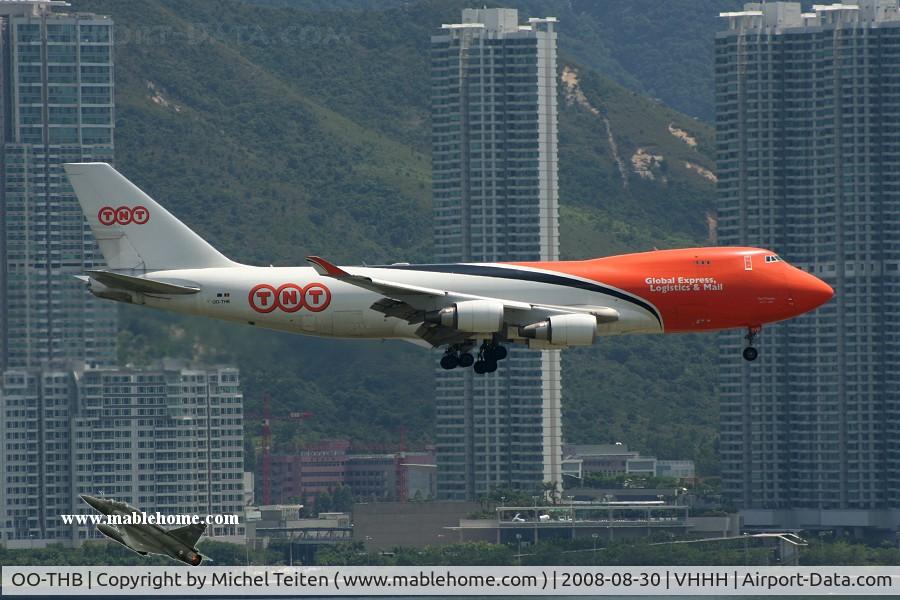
(247, 393, 313, 505)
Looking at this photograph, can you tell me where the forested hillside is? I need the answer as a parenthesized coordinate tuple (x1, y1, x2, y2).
(75, 0, 722, 472)
(245, 0, 744, 121)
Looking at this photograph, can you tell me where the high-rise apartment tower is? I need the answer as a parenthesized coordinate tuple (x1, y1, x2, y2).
(431, 8, 561, 500)
(0, 0, 116, 370)
(716, 0, 899, 532)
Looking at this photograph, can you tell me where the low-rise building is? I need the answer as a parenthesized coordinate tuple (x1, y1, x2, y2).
(625, 457, 658, 476)
(244, 504, 351, 545)
(244, 504, 351, 563)
(656, 460, 696, 480)
(564, 444, 638, 476)
(563, 443, 695, 481)
(449, 502, 692, 545)
(267, 441, 437, 505)
(346, 451, 436, 502)
(269, 440, 349, 505)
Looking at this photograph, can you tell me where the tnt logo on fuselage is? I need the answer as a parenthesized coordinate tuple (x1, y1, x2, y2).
(249, 283, 331, 313)
(98, 205, 150, 226)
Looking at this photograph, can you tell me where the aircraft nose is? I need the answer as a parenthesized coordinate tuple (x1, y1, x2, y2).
(80, 494, 105, 512)
(792, 270, 834, 314)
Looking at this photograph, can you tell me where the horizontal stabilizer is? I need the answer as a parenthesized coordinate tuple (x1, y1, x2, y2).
(86, 270, 201, 295)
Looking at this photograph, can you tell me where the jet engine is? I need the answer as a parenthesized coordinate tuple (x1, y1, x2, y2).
(520, 313, 598, 347)
(177, 549, 204, 566)
(425, 300, 504, 333)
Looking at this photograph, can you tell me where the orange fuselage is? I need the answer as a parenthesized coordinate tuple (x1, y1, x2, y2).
(514, 247, 834, 333)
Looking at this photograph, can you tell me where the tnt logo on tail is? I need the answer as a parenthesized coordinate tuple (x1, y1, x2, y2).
(98, 205, 149, 226)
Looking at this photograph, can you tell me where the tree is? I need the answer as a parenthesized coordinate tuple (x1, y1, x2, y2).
(331, 485, 354, 512)
(315, 491, 333, 514)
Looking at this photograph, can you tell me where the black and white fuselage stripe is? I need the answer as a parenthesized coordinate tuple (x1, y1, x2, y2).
(374, 263, 663, 329)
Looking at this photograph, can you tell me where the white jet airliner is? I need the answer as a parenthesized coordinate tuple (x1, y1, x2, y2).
(65, 163, 833, 374)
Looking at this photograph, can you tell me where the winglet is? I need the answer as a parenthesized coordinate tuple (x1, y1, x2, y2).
(306, 256, 348, 277)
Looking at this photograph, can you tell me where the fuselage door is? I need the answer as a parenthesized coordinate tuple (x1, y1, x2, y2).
(675, 256, 714, 329)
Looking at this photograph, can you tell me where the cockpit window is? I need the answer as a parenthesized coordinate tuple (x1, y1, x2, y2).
(764, 255, 783, 263)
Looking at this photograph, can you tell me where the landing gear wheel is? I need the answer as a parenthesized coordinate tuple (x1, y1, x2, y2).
(483, 359, 498, 373)
(473, 361, 487, 375)
(480, 342, 508, 363)
(458, 352, 475, 368)
(743, 326, 761, 362)
(440, 353, 459, 370)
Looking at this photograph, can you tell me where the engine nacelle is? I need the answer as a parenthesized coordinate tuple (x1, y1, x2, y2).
(519, 313, 598, 347)
(425, 300, 504, 333)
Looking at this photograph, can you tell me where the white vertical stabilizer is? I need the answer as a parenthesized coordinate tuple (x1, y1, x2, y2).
(64, 162, 236, 271)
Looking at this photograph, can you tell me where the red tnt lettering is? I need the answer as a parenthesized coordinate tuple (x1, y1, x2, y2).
(131, 205, 150, 225)
(303, 283, 332, 312)
(276, 283, 304, 312)
(98, 206, 116, 226)
(115, 206, 133, 225)
(248, 284, 277, 313)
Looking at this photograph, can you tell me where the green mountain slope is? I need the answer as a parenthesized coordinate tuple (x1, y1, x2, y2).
(528, 0, 741, 121)
(76, 0, 721, 473)
(241, 0, 741, 121)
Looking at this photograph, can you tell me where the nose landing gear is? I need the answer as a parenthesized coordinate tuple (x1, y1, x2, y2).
(743, 326, 761, 361)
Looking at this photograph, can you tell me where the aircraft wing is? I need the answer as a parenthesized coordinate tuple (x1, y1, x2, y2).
(306, 256, 618, 346)
(107, 526, 152, 554)
(308, 255, 535, 309)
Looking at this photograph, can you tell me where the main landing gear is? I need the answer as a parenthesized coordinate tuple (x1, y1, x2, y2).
(440, 341, 508, 374)
(743, 326, 761, 361)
